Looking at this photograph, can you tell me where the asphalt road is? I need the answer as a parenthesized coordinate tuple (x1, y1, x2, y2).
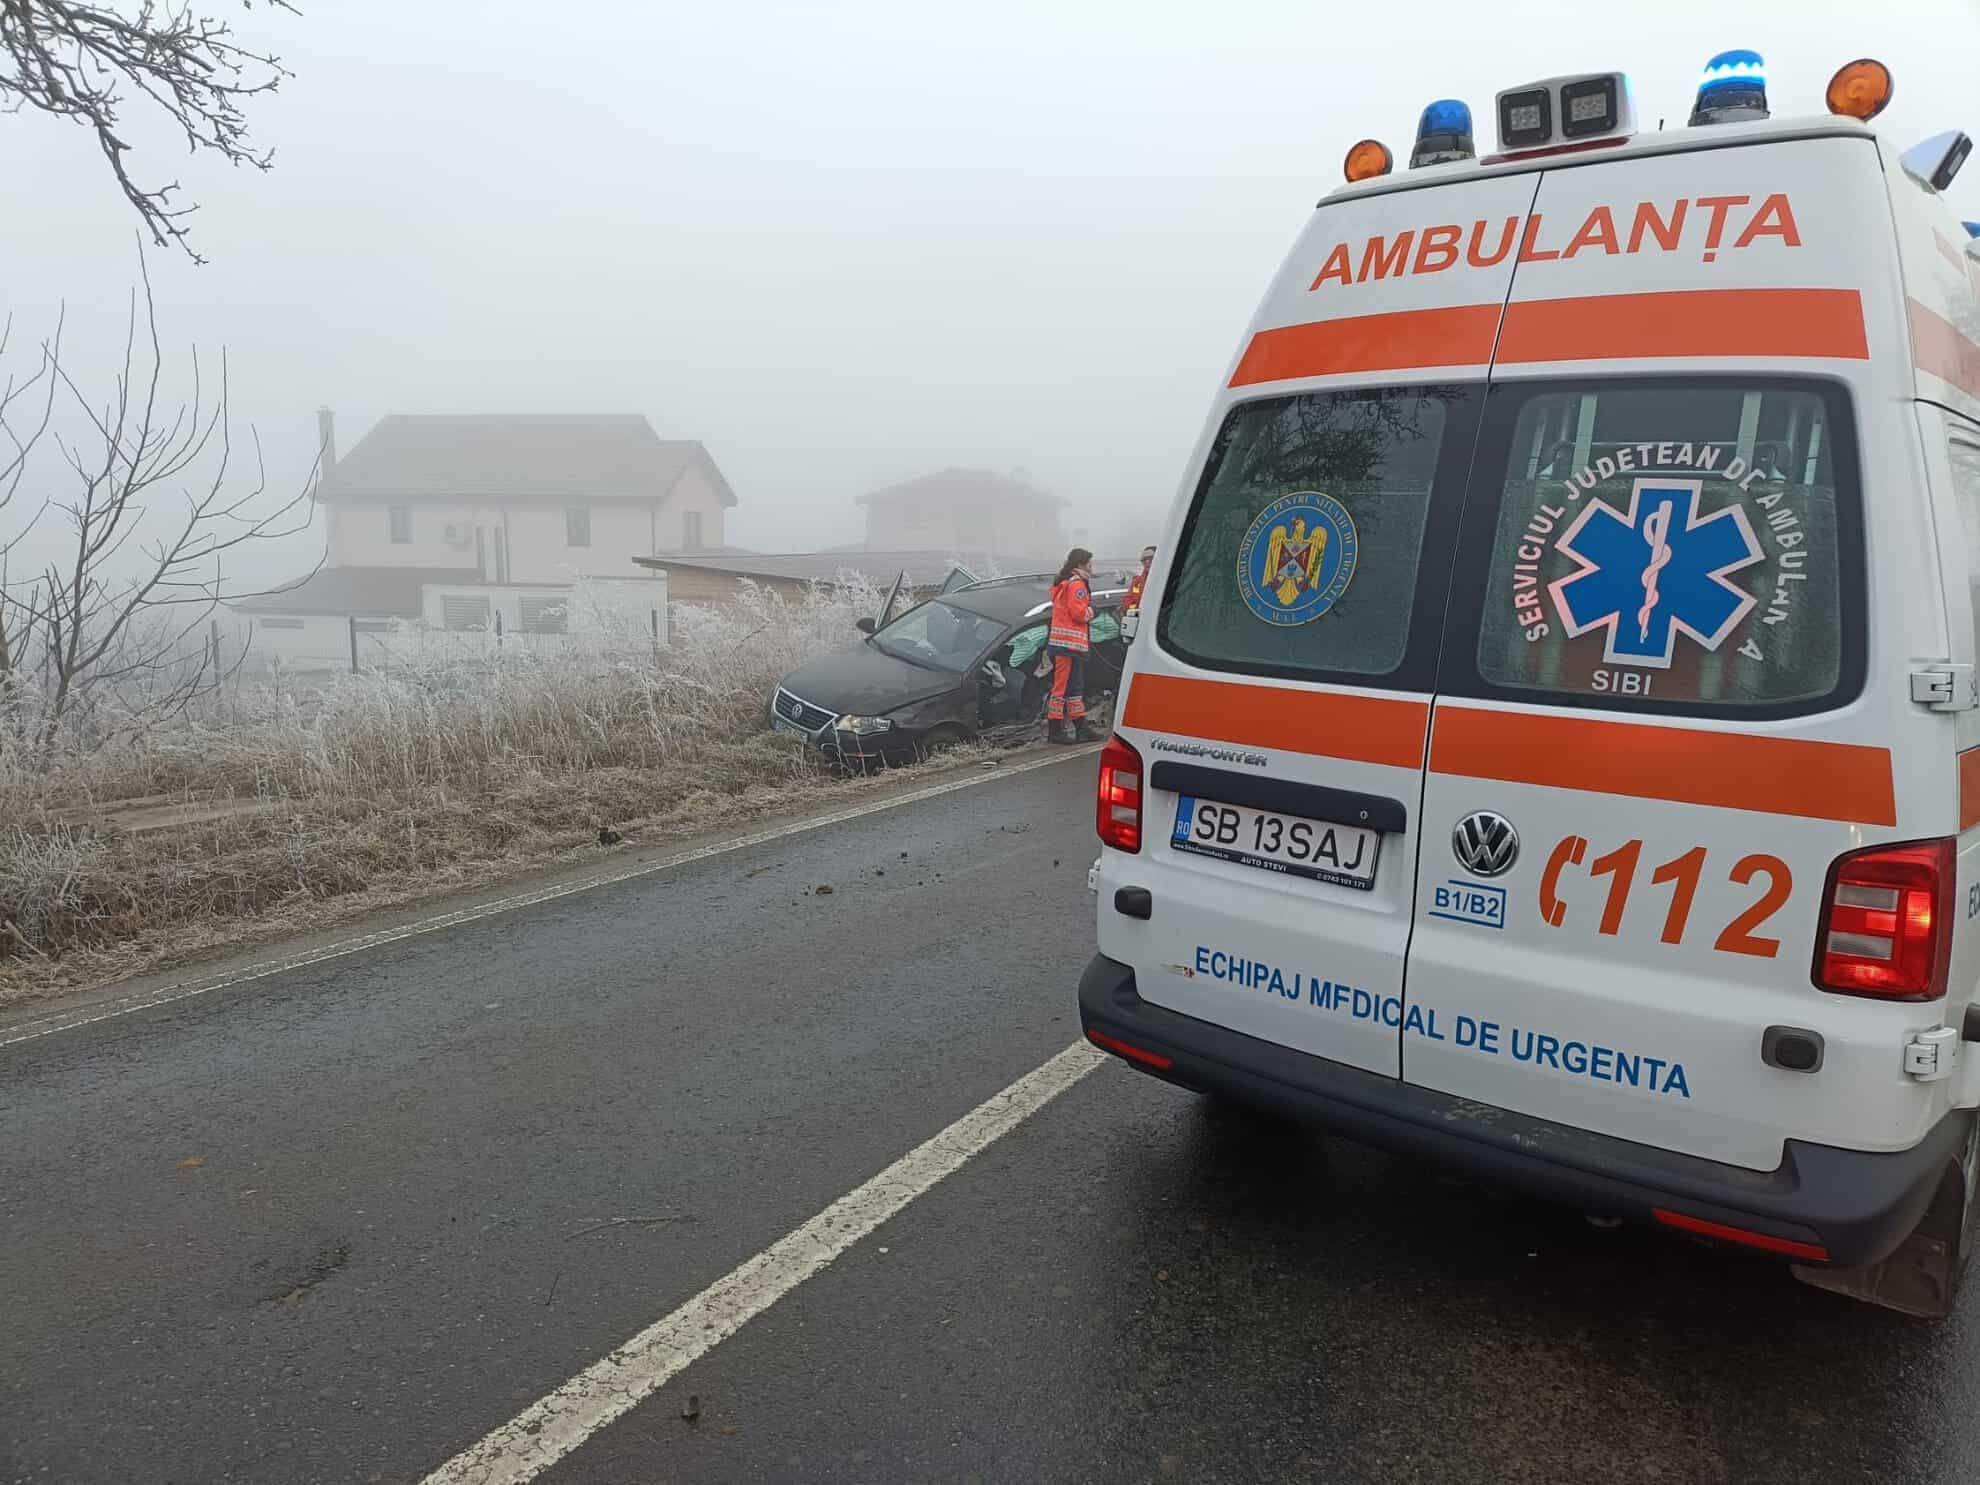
(4, 750, 1980, 1484)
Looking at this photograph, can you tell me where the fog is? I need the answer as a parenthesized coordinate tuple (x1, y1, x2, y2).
(8, 0, 1979, 583)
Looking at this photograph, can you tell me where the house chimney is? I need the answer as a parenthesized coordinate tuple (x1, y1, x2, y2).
(316, 406, 337, 476)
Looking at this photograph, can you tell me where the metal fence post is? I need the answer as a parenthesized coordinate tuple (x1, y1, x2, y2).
(349, 615, 359, 673)
(494, 609, 504, 650)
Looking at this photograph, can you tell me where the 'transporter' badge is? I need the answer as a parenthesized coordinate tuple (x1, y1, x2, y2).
(1237, 492, 1358, 626)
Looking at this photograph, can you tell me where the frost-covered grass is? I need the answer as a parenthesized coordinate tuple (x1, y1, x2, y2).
(0, 578, 958, 999)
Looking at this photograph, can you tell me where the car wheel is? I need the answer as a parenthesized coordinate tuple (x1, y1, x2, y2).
(914, 724, 968, 761)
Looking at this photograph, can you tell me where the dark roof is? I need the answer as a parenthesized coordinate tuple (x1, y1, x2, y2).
(853, 467, 1069, 510)
(633, 550, 1053, 590)
(315, 415, 737, 507)
(228, 566, 482, 617)
(944, 577, 1130, 624)
(939, 579, 1054, 623)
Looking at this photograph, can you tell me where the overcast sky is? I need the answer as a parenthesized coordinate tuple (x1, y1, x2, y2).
(8, 0, 1980, 576)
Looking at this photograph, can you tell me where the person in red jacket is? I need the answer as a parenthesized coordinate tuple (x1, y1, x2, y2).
(1045, 547, 1099, 744)
(1123, 545, 1155, 628)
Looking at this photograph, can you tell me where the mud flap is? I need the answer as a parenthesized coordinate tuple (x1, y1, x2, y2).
(1793, 1116, 1978, 1318)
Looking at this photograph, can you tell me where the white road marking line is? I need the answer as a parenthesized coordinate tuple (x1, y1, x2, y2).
(422, 1039, 1106, 1484)
(0, 747, 1098, 1051)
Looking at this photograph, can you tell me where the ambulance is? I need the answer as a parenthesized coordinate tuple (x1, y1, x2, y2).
(1079, 52, 1980, 1315)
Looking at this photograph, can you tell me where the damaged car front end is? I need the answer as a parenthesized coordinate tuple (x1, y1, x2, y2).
(769, 572, 1126, 768)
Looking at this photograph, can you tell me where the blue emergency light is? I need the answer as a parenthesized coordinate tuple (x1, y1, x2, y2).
(1967, 222, 1980, 238)
(1690, 49, 1768, 126)
(1410, 99, 1475, 168)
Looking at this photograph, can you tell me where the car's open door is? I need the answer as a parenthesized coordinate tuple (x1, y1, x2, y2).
(875, 571, 908, 630)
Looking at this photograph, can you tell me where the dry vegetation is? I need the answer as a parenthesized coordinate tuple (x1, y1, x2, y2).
(0, 578, 974, 1006)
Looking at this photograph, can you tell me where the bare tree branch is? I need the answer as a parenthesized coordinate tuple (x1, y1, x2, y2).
(0, 251, 322, 754)
(0, 0, 297, 262)
(0, 307, 60, 705)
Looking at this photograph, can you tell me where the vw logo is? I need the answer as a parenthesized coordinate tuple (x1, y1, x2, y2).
(1452, 811, 1519, 878)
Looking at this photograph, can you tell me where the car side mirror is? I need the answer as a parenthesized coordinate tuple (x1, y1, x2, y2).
(855, 616, 876, 634)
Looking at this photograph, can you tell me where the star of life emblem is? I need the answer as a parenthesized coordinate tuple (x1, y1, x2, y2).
(1548, 478, 1763, 669)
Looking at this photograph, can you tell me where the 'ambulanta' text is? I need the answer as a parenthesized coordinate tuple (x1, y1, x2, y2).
(1189, 947, 1692, 1098)
(1308, 193, 1800, 290)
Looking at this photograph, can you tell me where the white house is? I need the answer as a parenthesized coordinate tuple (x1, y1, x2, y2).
(232, 411, 734, 666)
(315, 410, 735, 579)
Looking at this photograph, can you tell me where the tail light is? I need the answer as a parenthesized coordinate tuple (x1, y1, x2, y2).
(1813, 838, 1954, 1000)
(1096, 734, 1143, 853)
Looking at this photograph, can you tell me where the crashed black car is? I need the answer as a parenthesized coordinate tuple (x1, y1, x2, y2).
(770, 572, 1128, 764)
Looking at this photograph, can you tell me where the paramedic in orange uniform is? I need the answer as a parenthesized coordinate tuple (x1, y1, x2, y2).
(1046, 547, 1099, 744)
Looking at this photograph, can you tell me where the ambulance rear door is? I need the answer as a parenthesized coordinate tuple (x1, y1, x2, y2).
(1402, 132, 1953, 1171)
(1099, 172, 1538, 1079)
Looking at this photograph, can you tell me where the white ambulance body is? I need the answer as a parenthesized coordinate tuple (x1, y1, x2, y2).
(1081, 58, 1980, 1314)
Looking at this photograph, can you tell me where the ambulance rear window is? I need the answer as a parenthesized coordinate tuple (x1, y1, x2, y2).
(1157, 386, 1475, 687)
(1459, 380, 1861, 717)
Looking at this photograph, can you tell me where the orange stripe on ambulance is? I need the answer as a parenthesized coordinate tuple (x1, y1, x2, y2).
(1308, 193, 1801, 289)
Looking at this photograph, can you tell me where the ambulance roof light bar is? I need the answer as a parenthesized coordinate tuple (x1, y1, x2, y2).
(1410, 99, 1475, 168)
(1690, 48, 1768, 126)
(1491, 72, 1635, 161)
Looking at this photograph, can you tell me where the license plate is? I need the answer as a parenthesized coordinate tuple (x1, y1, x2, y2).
(772, 713, 808, 737)
(1171, 796, 1379, 890)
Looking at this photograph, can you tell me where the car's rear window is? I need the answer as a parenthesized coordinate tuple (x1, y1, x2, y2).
(1157, 387, 1474, 686)
(1463, 380, 1860, 715)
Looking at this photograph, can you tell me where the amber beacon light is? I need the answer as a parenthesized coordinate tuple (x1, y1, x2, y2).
(1826, 58, 1893, 120)
(1343, 138, 1394, 183)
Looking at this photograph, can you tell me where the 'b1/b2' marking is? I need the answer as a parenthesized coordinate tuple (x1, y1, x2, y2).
(1429, 879, 1507, 930)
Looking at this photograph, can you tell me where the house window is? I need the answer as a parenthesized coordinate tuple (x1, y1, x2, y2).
(683, 510, 704, 551)
(442, 595, 492, 632)
(389, 505, 412, 544)
(519, 596, 569, 634)
(566, 507, 591, 548)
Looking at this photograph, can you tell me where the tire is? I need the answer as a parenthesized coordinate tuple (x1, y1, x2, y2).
(1953, 1112, 1980, 1284)
(913, 724, 968, 761)
(1793, 1111, 1980, 1318)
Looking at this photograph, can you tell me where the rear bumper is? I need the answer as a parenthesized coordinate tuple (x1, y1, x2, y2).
(1078, 953, 1964, 1268)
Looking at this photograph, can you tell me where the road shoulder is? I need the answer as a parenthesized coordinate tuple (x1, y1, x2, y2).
(0, 742, 1097, 1046)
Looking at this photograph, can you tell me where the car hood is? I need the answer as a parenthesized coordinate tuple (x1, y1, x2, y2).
(776, 644, 959, 716)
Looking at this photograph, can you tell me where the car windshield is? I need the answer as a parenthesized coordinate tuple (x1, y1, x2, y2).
(870, 599, 1009, 673)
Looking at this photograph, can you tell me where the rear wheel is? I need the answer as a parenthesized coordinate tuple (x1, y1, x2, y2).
(1793, 1113, 1980, 1318)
